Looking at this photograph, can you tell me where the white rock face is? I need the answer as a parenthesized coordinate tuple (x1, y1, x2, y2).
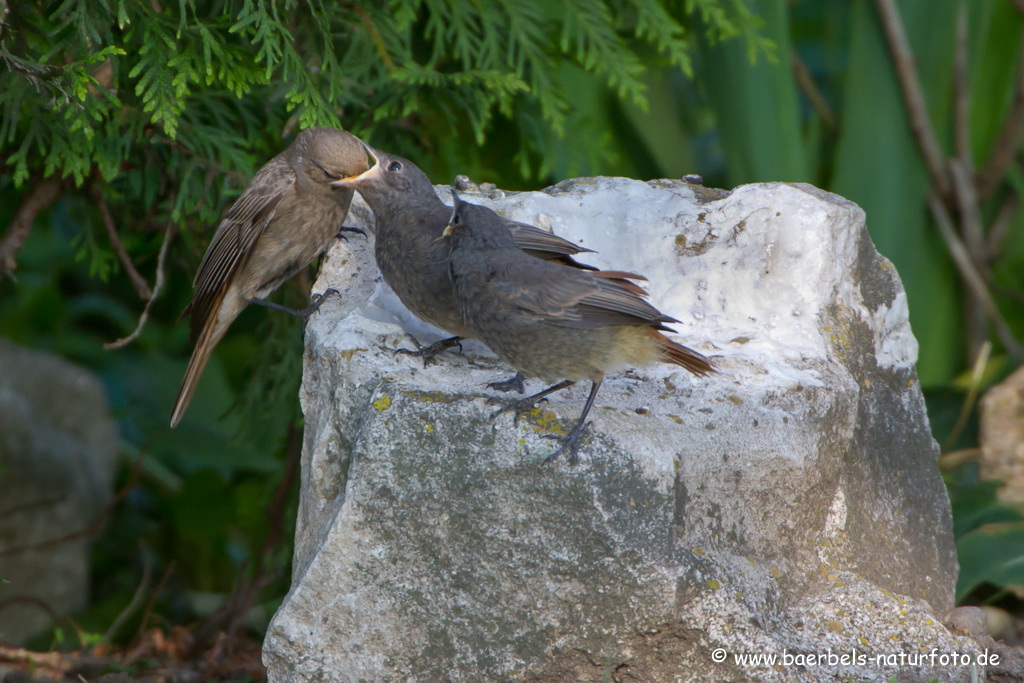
(264, 178, 971, 682)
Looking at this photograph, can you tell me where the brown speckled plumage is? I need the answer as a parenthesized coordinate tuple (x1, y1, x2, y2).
(170, 127, 369, 427)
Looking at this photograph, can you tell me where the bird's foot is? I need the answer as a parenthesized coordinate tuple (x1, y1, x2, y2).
(541, 421, 591, 465)
(487, 394, 548, 424)
(336, 225, 367, 241)
(487, 379, 574, 424)
(249, 288, 339, 322)
(300, 288, 340, 321)
(486, 371, 526, 395)
(393, 335, 463, 366)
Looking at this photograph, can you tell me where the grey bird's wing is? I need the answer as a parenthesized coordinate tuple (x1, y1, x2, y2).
(505, 220, 594, 258)
(186, 155, 292, 344)
(495, 257, 678, 330)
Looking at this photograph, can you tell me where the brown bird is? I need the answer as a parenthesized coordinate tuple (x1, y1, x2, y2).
(331, 144, 641, 392)
(442, 192, 714, 463)
(170, 127, 370, 428)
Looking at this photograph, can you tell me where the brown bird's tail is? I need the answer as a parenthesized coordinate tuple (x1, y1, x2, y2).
(651, 329, 715, 376)
(170, 295, 232, 428)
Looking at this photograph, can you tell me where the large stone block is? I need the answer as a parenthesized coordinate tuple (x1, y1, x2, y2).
(0, 338, 119, 645)
(264, 179, 975, 681)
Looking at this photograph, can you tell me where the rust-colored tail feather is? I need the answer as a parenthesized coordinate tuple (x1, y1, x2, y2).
(170, 292, 228, 427)
(652, 329, 715, 376)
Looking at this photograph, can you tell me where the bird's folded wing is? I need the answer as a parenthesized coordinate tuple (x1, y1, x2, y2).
(187, 157, 292, 343)
(499, 264, 678, 330)
(506, 220, 594, 257)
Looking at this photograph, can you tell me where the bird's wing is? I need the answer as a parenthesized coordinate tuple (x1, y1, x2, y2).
(505, 220, 594, 258)
(187, 156, 292, 344)
(495, 257, 677, 330)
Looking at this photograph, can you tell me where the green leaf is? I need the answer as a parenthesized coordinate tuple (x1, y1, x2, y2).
(956, 521, 1024, 602)
(968, 0, 1024, 167)
(694, 0, 807, 185)
(831, 0, 961, 386)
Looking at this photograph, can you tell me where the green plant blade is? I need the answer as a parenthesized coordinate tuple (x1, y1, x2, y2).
(831, 0, 961, 386)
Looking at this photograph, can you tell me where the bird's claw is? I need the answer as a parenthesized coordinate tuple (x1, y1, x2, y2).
(541, 421, 591, 465)
(487, 372, 526, 394)
(393, 335, 462, 366)
(302, 288, 339, 320)
(488, 395, 548, 424)
(336, 225, 367, 241)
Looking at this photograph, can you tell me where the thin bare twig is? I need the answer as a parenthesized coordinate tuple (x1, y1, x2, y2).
(950, 160, 987, 353)
(93, 186, 152, 299)
(792, 53, 837, 131)
(976, 39, 1024, 198)
(949, 3, 988, 359)
(0, 177, 61, 276)
(133, 560, 175, 646)
(874, 0, 951, 197)
(104, 540, 153, 642)
(105, 221, 175, 350)
(928, 191, 1024, 363)
(986, 191, 1020, 259)
(943, 340, 991, 451)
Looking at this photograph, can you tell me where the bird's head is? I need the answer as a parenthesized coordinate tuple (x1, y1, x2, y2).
(295, 127, 371, 189)
(330, 142, 435, 211)
(442, 191, 517, 252)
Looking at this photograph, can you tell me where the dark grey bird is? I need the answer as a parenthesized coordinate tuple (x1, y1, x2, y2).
(331, 145, 638, 388)
(442, 193, 715, 463)
(170, 127, 370, 428)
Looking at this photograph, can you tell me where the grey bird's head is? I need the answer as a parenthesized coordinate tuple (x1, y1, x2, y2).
(442, 191, 519, 253)
(330, 142, 437, 214)
(289, 127, 371, 194)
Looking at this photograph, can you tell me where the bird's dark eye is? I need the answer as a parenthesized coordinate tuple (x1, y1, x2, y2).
(453, 214, 461, 225)
(388, 161, 402, 172)
(313, 160, 339, 179)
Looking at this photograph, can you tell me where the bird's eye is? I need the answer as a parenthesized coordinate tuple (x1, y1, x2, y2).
(388, 161, 402, 172)
(453, 214, 461, 225)
(313, 160, 339, 179)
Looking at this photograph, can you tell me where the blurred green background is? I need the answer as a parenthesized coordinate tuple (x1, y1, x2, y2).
(1, 0, 1023, 661)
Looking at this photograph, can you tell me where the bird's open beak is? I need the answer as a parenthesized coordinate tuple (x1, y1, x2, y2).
(435, 224, 453, 243)
(331, 140, 380, 188)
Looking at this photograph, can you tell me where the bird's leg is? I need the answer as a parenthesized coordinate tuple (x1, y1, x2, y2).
(249, 288, 339, 321)
(393, 335, 463, 366)
(542, 378, 602, 465)
(335, 225, 367, 240)
(488, 379, 574, 424)
(486, 371, 526, 394)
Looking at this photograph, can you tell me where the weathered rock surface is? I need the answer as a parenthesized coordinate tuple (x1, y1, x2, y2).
(0, 338, 119, 645)
(264, 178, 976, 681)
